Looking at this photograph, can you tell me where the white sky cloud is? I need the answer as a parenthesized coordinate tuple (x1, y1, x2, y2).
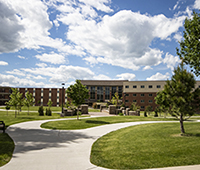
(35, 52, 66, 64)
(18, 55, 26, 59)
(0, 61, 8, 65)
(163, 53, 180, 71)
(116, 73, 136, 81)
(146, 72, 170, 80)
(194, 0, 200, 8)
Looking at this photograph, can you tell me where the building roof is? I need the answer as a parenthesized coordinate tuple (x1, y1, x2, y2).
(80, 80, 128, 86)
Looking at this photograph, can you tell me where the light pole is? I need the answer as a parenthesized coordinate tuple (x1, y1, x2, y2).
(61, 83, 65, 114)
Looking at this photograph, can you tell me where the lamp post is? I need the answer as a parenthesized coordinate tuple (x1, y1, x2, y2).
(61, 83, 65, 114)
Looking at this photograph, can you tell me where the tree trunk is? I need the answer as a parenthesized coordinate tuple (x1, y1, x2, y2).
(180, 114, 185, 134)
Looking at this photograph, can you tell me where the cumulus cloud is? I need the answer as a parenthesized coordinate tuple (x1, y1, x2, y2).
(163, 53, 180, 71)
(0, 73, 47, 87)
(147, 72, 170, 80)
(116, 73, 136, 81)
(194, 0, 200, 8)
(0, 1, 24, 53)
(93, 74, 111, 80)
(143, 66, 152, 71)
(35, 52, 66, 64)
(18, 55, 26, 59)
(0, 61, 8, 66)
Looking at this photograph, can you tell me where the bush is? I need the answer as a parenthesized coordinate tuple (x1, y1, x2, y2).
(45, 108, 52, 116)
(92, 102, 97, 109)
(38, 106, 44, 116)
(144, 111, 147, 117)
(118, 112, 123, 116)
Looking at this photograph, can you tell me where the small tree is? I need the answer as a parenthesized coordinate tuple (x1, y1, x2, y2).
(23, 91, 34, 115)
(155, 63, 200, 133)
(46, 100, 53, 116)
(66, 80, 89, 120)
(111, 92, 121, 108)
(38, 106, 44, 116)
(6, 88, 22, 118)
(145, 105, 152, 116)
(17, 93, 23, 115)
(5, 105, 10, 116)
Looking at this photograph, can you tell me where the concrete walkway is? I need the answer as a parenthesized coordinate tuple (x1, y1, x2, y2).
(1, 118, 200, 170)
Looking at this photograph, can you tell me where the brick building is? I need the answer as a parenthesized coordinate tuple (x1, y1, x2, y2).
(81, 80, 200, 111)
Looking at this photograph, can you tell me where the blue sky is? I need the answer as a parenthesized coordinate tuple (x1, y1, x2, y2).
(0, 0, 200, 88)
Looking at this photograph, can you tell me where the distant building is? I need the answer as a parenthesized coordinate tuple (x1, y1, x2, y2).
(0, 87, 66, 106)
(81, 80, 200, 111)
(1, 80, 200, 111)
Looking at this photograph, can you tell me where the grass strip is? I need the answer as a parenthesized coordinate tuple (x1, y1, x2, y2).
(0, 133, 14, 167)
(90, 122, 200, 169)
(41, 116, 177, 130)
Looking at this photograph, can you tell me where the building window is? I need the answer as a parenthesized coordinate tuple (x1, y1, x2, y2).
(125, 85, 129, 88)
(133, 100, 137, 103)
(157, 85, 161, 88)
(90, 86, 95, 100)
(141, 106, 145, 109)
(149, 85, 153, 88)
(125, 100, 129, 103)
(141, 100, 145, 103)
(149, 94, 153, 97)
(125, 94, 129, 97)
(105, 87, 110, 100)
(133, 85, 137, 88)
(141, 94, 144, 97)
(141, 85, 145, 88)
(118, 86, 123, 99)
(133, 94, 137, 97)
(97, 86, 103, 101)
(112, 86, 117, 97)
(149, 100, 153, 103)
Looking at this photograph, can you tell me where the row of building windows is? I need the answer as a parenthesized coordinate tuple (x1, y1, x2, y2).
(125, 85, 161, 89)
(125, 93, 153, 97)
(125, 100, 153, 103)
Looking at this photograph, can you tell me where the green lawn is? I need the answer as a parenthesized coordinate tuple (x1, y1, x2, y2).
(41, 116, 177, 130)
(0, 133, 14, 167)
(90, 122, 200, 169)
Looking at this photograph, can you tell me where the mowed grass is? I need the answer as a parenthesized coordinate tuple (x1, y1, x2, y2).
(41, 116, 177, 130)
(90, 122, 200, 169)
(0, 133, 14, 167)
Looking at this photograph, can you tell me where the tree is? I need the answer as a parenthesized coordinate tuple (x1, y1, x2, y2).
(66, 80, 89, 120)
(6, 88, 22, 118)
(177, 11, 200, 76)
(17, 92, 23, 115)
(46, 100, 53, 116)
(5, 105, 10, 116)
(111, 92, 121, 108)
(155, 63, 200, 133)
(23, 91, 34, 115)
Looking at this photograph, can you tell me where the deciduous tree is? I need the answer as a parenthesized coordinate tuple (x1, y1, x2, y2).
(23, 91, 34, 115)
(155, 63, 200, 133)
(66, 80, 89, 120)
(177, 11, 200, 76)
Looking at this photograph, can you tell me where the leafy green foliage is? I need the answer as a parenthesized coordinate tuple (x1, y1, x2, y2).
(177, 11, 200, 76)
(155, 63, 200, 133)
(23, 92, 34, 115)
(38, 106, 44, 116)
(66, 80, 89, 120)
(6, 88, 23, 118)
(45, 108, 52, 116)
(111, 92, 121, 107)
(130, 102, 140, 111)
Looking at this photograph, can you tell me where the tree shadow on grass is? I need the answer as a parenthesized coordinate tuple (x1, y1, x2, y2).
(181, 133, 200, 137)
(85, 120, 110, 125)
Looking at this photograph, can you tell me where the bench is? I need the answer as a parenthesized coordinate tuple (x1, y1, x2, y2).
(0, 121, 5, 133)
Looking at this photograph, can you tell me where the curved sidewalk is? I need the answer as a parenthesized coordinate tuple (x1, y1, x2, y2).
(1, 119, 200, 170)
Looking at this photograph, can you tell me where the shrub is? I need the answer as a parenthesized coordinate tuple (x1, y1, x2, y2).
(92, 102, 97, 109)
(38, 106, 44, 116)
(118, 112, 123, 116)
(144, 111, 147, 117)
(154, 107, 158, 117)
(45, 108, 52, 116)
(121, 103, 125, 107)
